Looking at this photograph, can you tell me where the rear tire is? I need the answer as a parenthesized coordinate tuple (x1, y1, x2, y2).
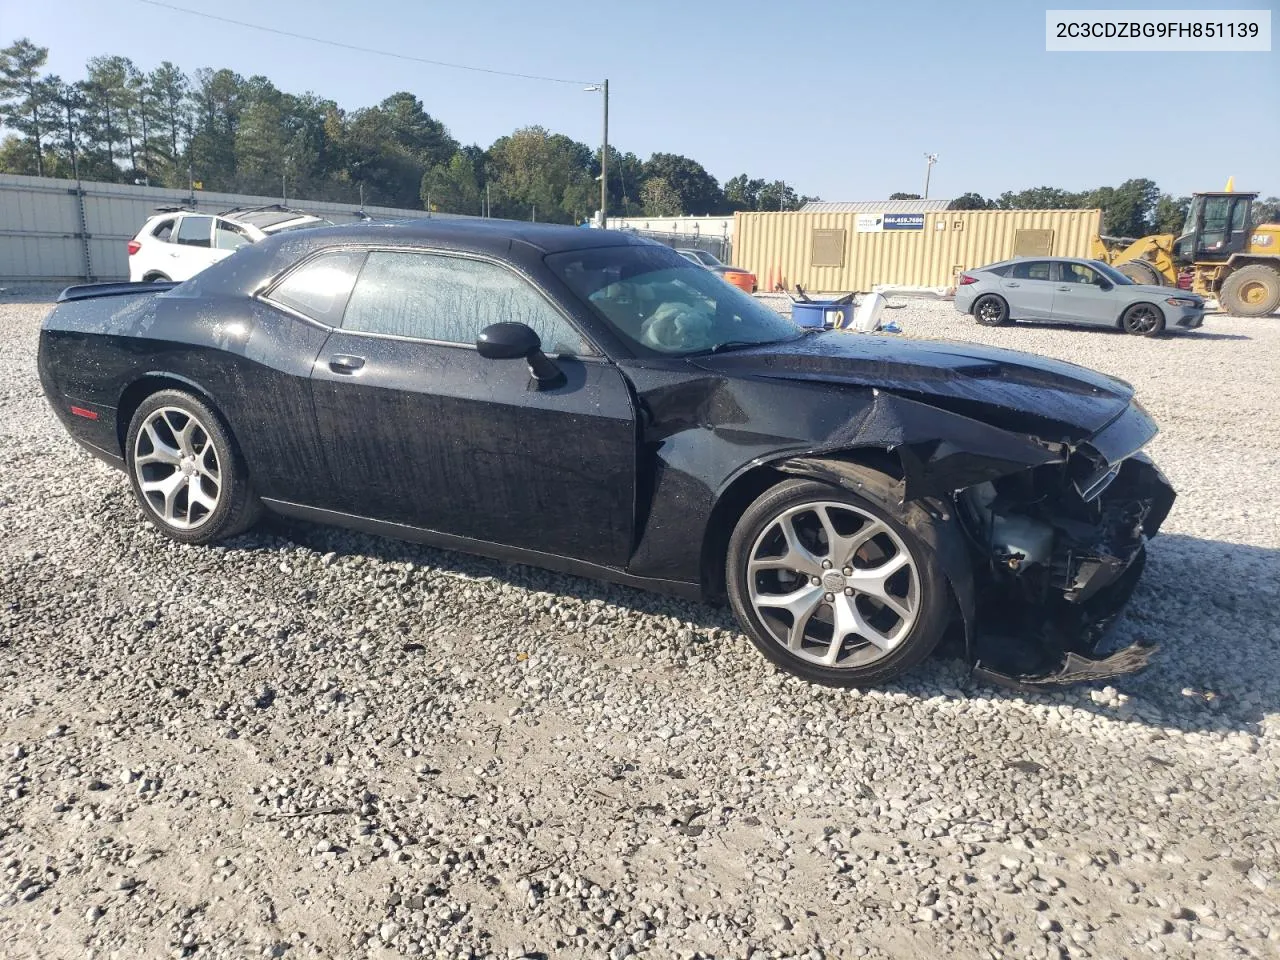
(1116, 260, 1163, 286)
(973, 294, 1010, 326)
(1121, 302, 1165, 336)
(125, 389, 260, 545)
(142, 272, 171, 283)
(1219, 264, 1280, 317)
(726, 478, 950, 687)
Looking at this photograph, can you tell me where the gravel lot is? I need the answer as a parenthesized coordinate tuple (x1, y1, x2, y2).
(1, 290, 1278, 960)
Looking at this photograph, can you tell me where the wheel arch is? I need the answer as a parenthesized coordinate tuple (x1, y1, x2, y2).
(699, 446, 907, 604)
(972, 292, 1010, 322)
(1117, 299, 1165, 329)
(116, 373, 227, 458)
(768, 452, 975, 653)
(1224, 254, 1280, 271)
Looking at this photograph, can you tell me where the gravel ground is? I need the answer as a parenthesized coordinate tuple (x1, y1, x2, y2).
(1, 290, 1278, 960)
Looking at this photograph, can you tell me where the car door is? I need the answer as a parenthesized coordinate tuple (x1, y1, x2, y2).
(308, 248, 638, 568)
(166, 215, 219, 279)
(1001, 259, 1057, 319)
(1051, 261, 1118, 326)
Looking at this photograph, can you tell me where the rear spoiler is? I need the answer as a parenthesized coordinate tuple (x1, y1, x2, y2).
(57, 281, 180, 303)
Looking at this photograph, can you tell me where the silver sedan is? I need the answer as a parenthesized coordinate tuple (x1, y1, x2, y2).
(954, 257, 1205, 336)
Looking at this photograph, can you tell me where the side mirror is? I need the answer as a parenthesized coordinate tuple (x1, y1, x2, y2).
(476, 321, 565, 390)
(477, 322, 541, 359)
(1098, 279, 1113, 291)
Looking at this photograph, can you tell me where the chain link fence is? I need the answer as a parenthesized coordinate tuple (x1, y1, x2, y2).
(626, 230, 733, 265)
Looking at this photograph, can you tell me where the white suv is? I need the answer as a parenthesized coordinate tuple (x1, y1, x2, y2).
(127, 205, 330, 282)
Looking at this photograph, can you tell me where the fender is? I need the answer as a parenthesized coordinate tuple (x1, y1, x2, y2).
(116, 371, 226, 454)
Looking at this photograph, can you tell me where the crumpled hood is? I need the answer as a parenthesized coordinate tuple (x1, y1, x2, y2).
(691, 331, 1135, 440)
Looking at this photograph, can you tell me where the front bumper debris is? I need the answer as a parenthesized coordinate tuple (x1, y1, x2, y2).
(974, 641, 1158, 691)
(966, 453, 1174, 689)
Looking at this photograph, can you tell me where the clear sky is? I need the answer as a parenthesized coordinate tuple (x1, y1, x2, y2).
(2, 0, 1277, 201)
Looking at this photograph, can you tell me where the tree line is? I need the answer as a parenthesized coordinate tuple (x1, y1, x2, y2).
(939, 184, 1279, 238)
(0, 38, 819, 222)
(4, 38, 1274, 233)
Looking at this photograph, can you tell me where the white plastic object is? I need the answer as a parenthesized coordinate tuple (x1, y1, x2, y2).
(851, 293, 887, 332)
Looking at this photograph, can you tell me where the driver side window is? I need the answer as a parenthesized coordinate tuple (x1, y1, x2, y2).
(342, 251, 591, 356)
(1061, 262, 1100, 285)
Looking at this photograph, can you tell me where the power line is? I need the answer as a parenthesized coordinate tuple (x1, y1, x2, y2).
(134, 0, 598, 86)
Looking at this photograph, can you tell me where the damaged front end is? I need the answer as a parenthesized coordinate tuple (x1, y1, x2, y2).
(779, 397, 1175, 689)
(958, 439, 1175, 689)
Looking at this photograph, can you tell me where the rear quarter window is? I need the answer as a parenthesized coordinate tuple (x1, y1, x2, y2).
(151, 218, 176, 242)
(1010, 260, 1052, 281)
(264, 250, 366, 326)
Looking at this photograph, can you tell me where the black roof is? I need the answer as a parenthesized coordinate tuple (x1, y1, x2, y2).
(183, 216, 653, 298)
(291, 217, 645, 255)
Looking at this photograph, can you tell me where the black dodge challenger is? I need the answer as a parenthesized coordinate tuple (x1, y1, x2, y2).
(38, 220, 1175, 688)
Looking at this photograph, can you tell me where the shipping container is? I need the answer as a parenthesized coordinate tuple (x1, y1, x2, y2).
(733, 208, 1104, 293)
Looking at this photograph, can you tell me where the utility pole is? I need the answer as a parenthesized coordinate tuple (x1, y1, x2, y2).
(585, 80, 609, 228)
(601, 79, 608, 229)
(923, 152, 938, 199)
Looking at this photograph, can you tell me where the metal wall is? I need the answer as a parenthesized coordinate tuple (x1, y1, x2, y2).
(0, 173, 459, 282)
(733, 208, 1104, 293)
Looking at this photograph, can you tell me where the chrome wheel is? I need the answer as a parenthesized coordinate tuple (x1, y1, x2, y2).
(747, 501, 920, 669)
(132, 406, 222, 530)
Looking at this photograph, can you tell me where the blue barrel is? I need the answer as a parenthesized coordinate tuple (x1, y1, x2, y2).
(791, 300, 854, 329)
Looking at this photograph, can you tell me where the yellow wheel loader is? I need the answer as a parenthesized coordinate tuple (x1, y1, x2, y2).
(1089, 187, 1280, 318)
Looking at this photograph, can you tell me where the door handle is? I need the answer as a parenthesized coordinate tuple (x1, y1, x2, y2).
(328, 355, 365, 374)
(1005, 281, 1020, 287)
(1057, 285, 1071, 291)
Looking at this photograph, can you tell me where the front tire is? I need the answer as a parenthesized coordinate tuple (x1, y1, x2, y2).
(1121, 302, 1165, 336)
(726, 479, 950, 687)
(1219, 264, 1280, 317)
(125, 390, 260, 545)
(973, 294, 1010, 326)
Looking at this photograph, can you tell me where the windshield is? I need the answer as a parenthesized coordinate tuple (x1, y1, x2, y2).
(692, 250, 722, 266)
(1088, 260, 1135, 285)
(547, 244, 800, 356)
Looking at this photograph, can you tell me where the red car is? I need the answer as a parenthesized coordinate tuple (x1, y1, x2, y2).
(677, 248, 757, 293)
